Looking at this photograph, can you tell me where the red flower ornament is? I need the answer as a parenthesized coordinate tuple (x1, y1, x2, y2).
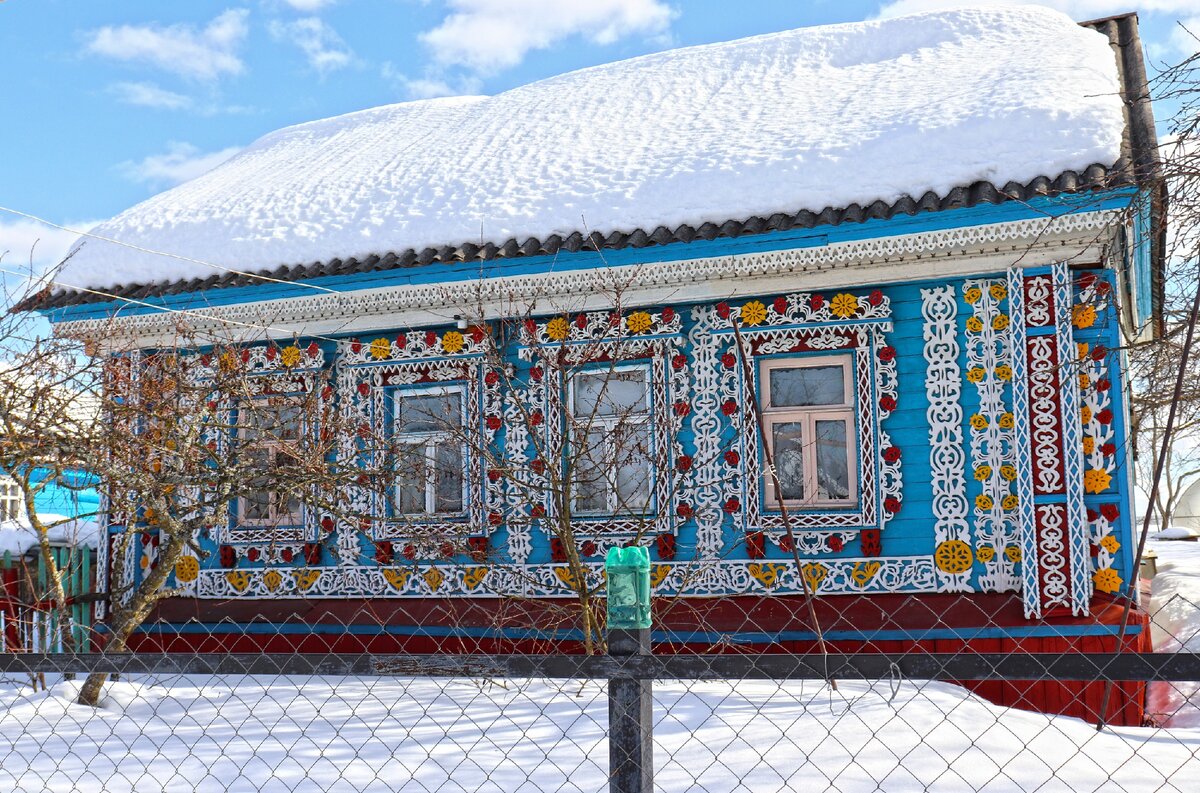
(676, 455, 693, 473)
(827, 535, 844, 552)
(809, 294, 825, 310)
(773, 296, 789, 314)
(721, 400, 738, 417)
(716, 302, 732, 320)
(878, 346, 897, 362)
(1100, 503, 1120, 522)
(661, 307, 675, 324)
(724, 450, 740, 466)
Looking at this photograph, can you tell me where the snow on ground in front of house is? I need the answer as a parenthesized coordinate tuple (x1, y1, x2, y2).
(1148, 538, 1200, 727)
(57, 5, 1124, 292)
(2, 674, 1198, 792)
(0, 516, 98, 558)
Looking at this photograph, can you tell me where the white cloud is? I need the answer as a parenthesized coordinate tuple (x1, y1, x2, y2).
(109, 81, 194, 110)
(877, 1, 1200, 21)
(282, 0, 338, 10)
(269, 17, 355, 74)
(1169, 18, 1200, 58)
(381, 62, 482, 99)
(85, 9, 249, 82)
(420, 0, 676, 74)
(118, 142, 242, 188)
(0, 217, 102, 277)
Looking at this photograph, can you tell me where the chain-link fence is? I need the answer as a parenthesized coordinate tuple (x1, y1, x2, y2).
(4, 541, 1200, 793)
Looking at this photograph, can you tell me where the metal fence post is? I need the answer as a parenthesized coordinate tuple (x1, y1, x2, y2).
(606, 547, 653, 793)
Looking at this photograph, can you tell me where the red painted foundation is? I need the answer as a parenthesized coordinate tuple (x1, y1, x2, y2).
(125, 591, 1153, 726)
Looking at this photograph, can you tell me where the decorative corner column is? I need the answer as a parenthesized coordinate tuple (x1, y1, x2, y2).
(1007, 263, 1091, 618)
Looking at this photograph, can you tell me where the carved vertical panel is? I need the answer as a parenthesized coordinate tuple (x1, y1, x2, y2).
(922, 286, 971, 592)
(1007, 263, 1091, 618)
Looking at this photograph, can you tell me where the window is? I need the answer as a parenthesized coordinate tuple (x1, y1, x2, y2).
(0, 477, 20, 522)
(393, 388, 464, 516)
(238, 399, 303, 525)
(570, 367, 653, 516)
(760, 356, 856, 508)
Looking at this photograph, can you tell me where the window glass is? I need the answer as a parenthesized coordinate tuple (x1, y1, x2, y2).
(393, 390, 465, 516)
(771, 422, 806, 501)
(570, 368, 653, 516)
(239, 400, 303, 525)
(0, 479, 19, 522)
(398, 393, 461, 434)
(395, 444, 427, 514)
(574, 429, 608, 514)
(574, 370, 648, 417)
(434, 442, 463, 513)
(815, 419, 850, 501)
(768, 366, 845, 407)
(612, 423, 652, 513)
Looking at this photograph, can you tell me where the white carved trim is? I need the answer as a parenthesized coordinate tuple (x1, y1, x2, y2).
(922, 286, 970, 593)
(57, 211, 1119, 345)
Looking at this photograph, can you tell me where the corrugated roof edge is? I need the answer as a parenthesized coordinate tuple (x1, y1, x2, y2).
(23, 14, 1163, 315)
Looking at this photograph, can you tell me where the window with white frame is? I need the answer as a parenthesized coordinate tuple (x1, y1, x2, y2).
(760, 355, 857, 508)
(237, 398, 303, 525)
(0, 476, 21, 522)
(570, 367, 653, 516)
(393, 388, 465, 516)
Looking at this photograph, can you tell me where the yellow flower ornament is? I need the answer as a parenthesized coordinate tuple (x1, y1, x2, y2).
(1093, 567, 1122, 594)
(966, 316, 984, 333)
(369, 338, 392, 360)
(1084, 468, 1112, 494)
(1072, 304, 1097, 330)
(1100, 535, 1121, 554)
(976, 546, 996, 563)
(626, 311, 654, 334)
(989, 283, 1007, 301)
(441, 331, 465, 354)
(935, 540, 973, 574)
(830, 293, 859, 318)
(546, 317, 570, 341)
(964, 287, 982, 304)
(739, 302, 767, 327)
(280, 345, 302, 368)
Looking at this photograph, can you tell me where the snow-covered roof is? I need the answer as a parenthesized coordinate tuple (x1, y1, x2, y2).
(53, 5, 1130, 301)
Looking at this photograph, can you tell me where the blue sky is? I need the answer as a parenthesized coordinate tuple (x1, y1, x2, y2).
(2, 0, 1198, 273)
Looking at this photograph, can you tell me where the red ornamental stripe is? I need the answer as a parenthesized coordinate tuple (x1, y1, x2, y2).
(1025, 335, 1066, 496)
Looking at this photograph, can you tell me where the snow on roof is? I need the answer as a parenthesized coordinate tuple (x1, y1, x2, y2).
(57, 5, 1125, 294)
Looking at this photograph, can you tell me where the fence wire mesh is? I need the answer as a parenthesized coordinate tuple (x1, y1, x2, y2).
(2, 537, 1200, 792)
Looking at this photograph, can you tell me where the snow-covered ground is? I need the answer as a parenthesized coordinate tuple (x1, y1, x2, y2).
(3, 540, 1199, 792)
(1, 673, 1199, 792)
(1147, 538, 1200, 728)
(0, 515, 98, 558)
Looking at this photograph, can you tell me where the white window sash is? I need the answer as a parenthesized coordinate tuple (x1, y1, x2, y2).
(759, 355, 858, 509)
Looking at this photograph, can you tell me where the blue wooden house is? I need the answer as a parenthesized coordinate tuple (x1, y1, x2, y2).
(27, 8, 1162, 722)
